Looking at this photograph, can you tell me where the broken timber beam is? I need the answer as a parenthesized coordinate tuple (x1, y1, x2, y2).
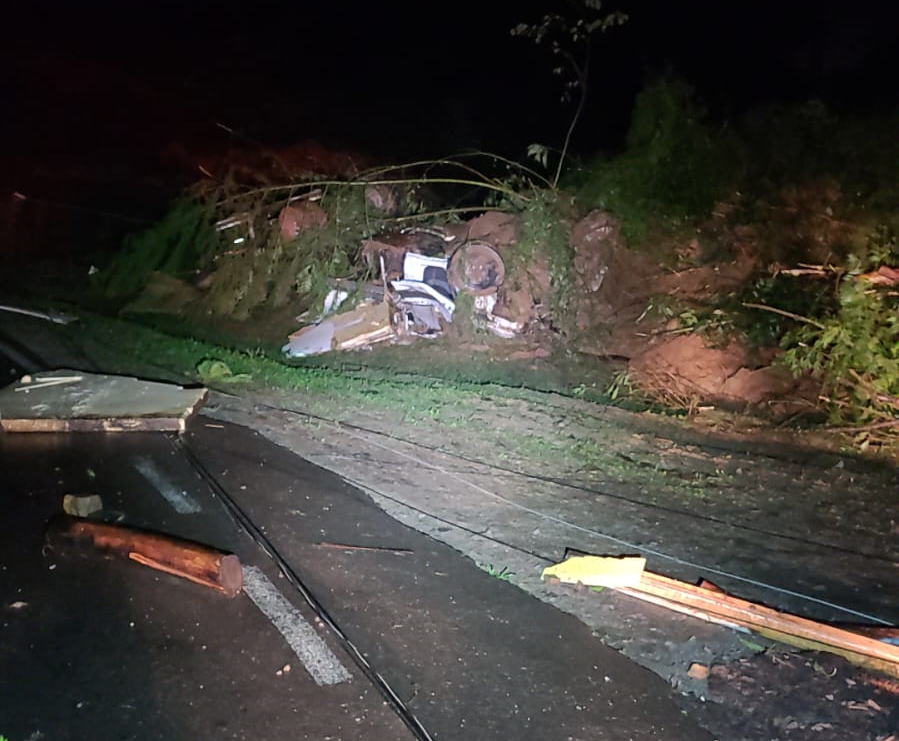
(619, 571, 899, 679)
(46, 514, 242, 597)
(543, 553, 899, 679)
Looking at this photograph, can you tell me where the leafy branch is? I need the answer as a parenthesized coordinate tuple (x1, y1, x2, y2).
(219, 155, 546, 206)
(512, 0, 628, 187)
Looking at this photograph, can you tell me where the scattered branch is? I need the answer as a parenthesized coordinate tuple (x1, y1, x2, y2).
(742, 302, 827, 329)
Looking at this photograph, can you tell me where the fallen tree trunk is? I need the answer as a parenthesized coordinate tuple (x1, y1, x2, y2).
(46, 514, 243, 597)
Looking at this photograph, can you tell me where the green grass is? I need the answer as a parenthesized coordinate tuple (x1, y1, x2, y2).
(61, 309, 723, 484)
(34, 308, 686, 480)
(480, 564, 514, 581)
(58, 309, 567, 419)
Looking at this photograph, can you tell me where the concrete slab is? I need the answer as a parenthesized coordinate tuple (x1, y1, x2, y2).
(0, 369, 207, 432)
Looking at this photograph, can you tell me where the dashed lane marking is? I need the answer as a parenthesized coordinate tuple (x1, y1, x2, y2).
(242, 565, 352, 686)
(132, 456, 202, 514)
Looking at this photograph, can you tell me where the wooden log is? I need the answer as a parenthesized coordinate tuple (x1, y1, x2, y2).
(46, 514, 242, 597)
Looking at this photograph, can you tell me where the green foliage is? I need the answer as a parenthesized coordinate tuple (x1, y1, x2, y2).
(605, 369, 633, 401)
(480, 564, 514, 581)
(515, 191, 576, 324)
(155, 156, 537, 321)
(576, 77, 737, 240)
(196, 183, 384, 320)
(736, 103, 899, 207)
(196, 358, 252, 385)
(734, 274, 837, 348)
(782, 281, 899, 424)
(858, 224, 899, 270)
(513, 0, 628, 187)
(97, 198, 222, 299)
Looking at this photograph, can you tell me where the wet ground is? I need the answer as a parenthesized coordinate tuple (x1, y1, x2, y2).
(204, 383, 899, 741)
(1, 307, 898, 740)
(0, 334, 710, 740)
(0, 430, 415, 741)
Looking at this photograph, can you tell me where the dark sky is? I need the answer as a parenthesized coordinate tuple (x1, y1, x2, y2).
(3, 1, 897, 186)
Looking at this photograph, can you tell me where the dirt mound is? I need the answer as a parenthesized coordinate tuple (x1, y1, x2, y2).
(569, 210, 654, 331)
(627, 334, 800, 411)
(565, 182, 874, 416)
(111, 157, 881, 421)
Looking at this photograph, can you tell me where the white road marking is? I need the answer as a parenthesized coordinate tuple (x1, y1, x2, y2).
(242, 565, 351, 686)
(132, 457, 202, 514)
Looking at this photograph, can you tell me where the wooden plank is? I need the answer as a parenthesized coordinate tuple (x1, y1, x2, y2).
(46, 515, 242, 597)
(1, 415, 198, 433)
(614, 571, 899, 676)
(332, 301, 393, 349)
(750, 626, 899, 679)
(0, 370, 207, 433)
(612, 582, 899, 678)
(544, 553, 899, 678)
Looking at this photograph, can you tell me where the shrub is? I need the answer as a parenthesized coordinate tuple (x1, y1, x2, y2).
(782, 279, 899, 426)
(96, 198, 221, 300)
(575, 76, 737, 240)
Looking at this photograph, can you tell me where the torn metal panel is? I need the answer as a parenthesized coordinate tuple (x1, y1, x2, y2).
(284, 232, 520, 353)
(401, 252, 453, 299)
(391, 280, 455, 318)
(396, 300, 445, 336)
(283, 320, 337, 357)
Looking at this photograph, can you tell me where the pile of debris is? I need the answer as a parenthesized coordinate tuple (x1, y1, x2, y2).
(282, 216, 522, 357)
(108, 138, 898, 428)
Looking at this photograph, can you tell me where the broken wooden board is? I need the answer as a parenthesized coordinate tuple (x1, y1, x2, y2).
(543, 554, 899, 679)
(0, 369, 207, 433)
(331, 300, 394, 350)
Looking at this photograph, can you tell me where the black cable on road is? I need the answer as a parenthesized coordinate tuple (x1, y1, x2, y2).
(174, 436, 436, 741)
(242, 395, 898, 566)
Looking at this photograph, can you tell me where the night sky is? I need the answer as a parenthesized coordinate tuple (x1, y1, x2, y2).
(2, 1, 897, 233)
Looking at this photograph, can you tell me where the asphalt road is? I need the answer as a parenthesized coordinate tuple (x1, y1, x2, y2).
(0, 426, 415, 741)
(0, 321, 712, 740)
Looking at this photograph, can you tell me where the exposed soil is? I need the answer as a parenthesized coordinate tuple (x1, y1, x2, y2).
(697, 650, 899, 741)
(119, 175, 893, 441)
